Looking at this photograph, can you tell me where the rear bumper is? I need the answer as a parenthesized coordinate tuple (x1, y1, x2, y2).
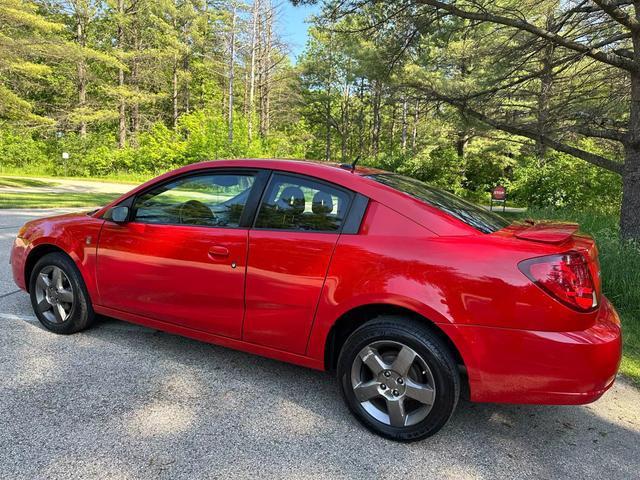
(441, 297, 622, 405)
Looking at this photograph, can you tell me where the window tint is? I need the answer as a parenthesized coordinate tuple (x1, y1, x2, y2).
(133, 173, 255, 227)
(255, 174, 350, 232)
(369, 173, 509, 233)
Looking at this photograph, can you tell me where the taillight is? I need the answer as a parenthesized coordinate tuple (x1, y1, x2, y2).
(518, 251, 598, 312)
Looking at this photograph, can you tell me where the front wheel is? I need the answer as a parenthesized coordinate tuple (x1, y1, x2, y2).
(337, 316, 460, 442)
(29, 252, 95, 334)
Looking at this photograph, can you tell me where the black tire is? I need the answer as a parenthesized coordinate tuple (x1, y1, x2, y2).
(337, 315, 460, 442)
(29, 252, 95, 334)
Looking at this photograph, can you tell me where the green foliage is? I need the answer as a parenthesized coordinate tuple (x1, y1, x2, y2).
(5, 108, 311, 177)
(510, 152, 622, 212)
(0, 128, 48, 170)
(397, 146, 464, 191)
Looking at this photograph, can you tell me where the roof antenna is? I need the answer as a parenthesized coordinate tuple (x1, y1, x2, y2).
(340, 155, 360, 172)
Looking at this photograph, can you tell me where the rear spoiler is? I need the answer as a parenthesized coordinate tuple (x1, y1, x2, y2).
(514, 222, 579, 244)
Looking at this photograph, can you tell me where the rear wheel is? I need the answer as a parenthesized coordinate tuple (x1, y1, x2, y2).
(29, 252, 95, 334)
(337, 316, 460, 442)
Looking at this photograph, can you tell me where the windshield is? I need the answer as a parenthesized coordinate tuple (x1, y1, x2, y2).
(368, 173, 510, 234)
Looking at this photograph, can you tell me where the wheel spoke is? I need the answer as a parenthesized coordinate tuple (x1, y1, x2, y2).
(359, 347, 387, 375)
(391, 346, 416, 377)
(37, 298, 51, 313)
(405, 379, 435, 406)
(53, 303, 65, 323)
(36, 272, 51, 290)
(386, 398, 407, 427)
(52, 267, 63, 289)
(353, 380, 380, 402)
(57, 289, 74, 304)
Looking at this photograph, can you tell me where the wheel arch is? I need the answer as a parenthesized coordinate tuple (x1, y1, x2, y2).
(24, 244, 74, 293)
(323, 303, 470, 399)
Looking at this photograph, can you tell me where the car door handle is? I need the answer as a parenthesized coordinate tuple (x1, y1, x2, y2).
(208, 245, 230, 258)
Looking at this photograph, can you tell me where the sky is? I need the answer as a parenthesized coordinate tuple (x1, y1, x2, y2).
(278, 1, 322, 63)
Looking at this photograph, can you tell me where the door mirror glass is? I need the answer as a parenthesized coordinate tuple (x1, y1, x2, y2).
(108, 205, 129, 223)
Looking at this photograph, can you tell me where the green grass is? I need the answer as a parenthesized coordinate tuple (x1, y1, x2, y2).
(504, 208, 640, 386)
(0, 170, 147, 184)
(0, 192, 120, 208)
(0, 177, 57, 188)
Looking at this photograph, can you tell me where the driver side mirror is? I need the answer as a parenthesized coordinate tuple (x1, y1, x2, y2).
(108, 205, 130, 224)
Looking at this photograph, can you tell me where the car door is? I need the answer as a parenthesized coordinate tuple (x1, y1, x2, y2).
(243, 173, 353, 354)
(96, 170, 264, 338)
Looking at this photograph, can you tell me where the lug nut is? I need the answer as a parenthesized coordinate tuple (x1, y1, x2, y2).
(392, 389, 400, 396)
(384, 371, 391, 377)
(397, 378, 404, 385)
(380, 384, 387, 390)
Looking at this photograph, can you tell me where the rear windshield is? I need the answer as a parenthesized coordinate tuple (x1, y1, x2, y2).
(368, 173, 510, 233)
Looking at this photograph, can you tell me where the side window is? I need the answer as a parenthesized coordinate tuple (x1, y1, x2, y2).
(255, 174, 350, 232)
(133, 173, 255, 227)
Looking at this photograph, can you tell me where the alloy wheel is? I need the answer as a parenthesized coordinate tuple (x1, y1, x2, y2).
(34, 265, 74, 324)
(350, 340, 436, 428)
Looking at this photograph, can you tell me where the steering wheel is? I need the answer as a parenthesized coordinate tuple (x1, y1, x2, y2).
(177, 200, 216, 226)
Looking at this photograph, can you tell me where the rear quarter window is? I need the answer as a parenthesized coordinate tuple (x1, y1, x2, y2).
(368, 173, 509, 234)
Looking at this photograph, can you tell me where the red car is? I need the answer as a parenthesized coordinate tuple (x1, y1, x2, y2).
(10, 159, 621, 441)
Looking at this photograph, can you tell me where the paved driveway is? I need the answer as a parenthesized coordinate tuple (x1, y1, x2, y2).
(0, 208, 638, 479)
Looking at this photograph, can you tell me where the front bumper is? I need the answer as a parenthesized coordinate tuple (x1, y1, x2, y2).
(441, 297, 622, 404)
(10, 236, 28, 291)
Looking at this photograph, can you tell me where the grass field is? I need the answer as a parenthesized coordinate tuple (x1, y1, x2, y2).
(505, 208, 640, 386)
(0, 192, 120, 208)
(0, 177, 57, 188)
(0, 170, 146, 184)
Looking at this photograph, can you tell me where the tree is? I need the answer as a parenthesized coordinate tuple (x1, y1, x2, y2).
(295, 0, 640, 240)
(0, 0, 68, 125)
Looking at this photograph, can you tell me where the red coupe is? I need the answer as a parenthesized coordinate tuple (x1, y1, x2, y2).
(10, 159, 622, 441)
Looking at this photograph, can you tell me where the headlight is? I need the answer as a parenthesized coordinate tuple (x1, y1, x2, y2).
(16, 224, 29, 239)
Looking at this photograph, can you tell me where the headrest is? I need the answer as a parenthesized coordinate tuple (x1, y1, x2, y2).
(312, 191, 333, 214)
(276, 186, 305, 214)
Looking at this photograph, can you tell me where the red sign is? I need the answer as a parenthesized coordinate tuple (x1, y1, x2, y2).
(491, 185, 506, 201)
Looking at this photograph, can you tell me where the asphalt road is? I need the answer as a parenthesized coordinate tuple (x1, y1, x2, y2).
(0, 208, 639, 480)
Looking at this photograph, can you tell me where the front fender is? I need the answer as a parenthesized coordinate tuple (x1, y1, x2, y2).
(15, 213, 104, 304)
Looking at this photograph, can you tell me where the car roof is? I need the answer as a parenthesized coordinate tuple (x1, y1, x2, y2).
(181, 158, 388, 176)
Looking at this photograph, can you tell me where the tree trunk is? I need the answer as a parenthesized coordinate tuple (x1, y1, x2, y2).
(117, 0, 126, 149)
(401, 96, 408, 153)
(412, 99, 419, 152)
(340, 80, 350, 161)
(248, 0, 260, 141)
(456, 131, 467, 159)
(76, 8, 87, 137)
(535, 16, 556, 161)
(172, 1, 179, 129)
(325, 85, 331, 161)
(228, 4, 237, 144)
(358, 78, 365, 156)
(620, 9, 640, 241)
(372, 81, 382, 159)
(390, 100, 396, 150)
(131, 22, 140, 145)
(172, 58, 178, 128)
(259, 3, 272, 137)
